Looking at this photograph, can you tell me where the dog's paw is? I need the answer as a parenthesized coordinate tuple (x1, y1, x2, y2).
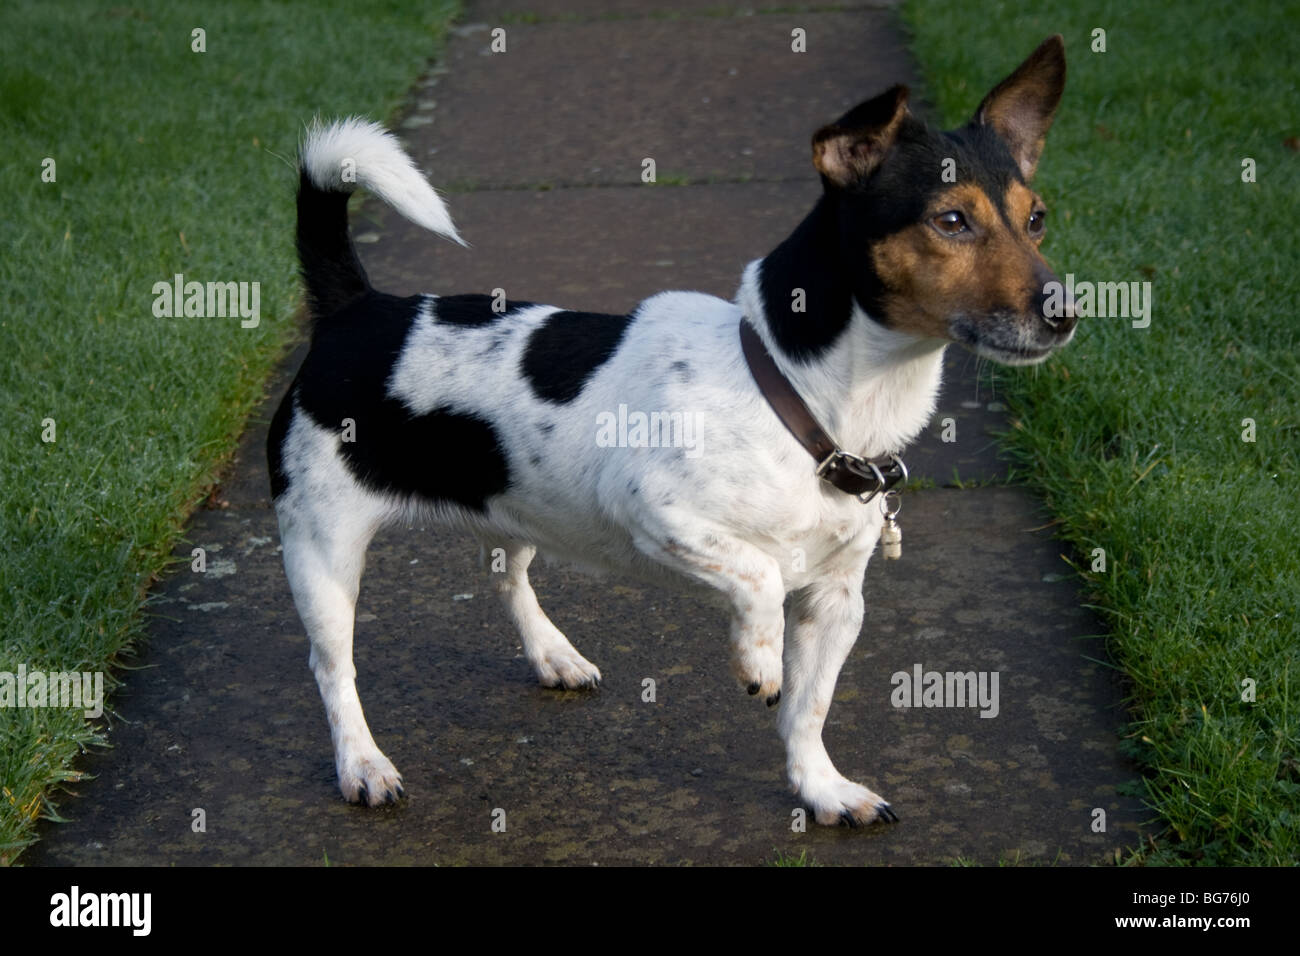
(337, 749, 405, 807)
(734, 641, 782, 705)
(797, 772, 896, 827)
(534, 646, 602, 690)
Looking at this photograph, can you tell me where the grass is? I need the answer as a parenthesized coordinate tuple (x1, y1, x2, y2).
(900, 0, 1300, 864)
(0, 0, 460, 865)
(770, 848, 819, 866)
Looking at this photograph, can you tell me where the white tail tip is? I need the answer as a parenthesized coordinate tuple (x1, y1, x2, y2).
(300, 116, 465, 246)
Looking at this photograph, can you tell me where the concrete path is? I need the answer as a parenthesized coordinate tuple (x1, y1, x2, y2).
(31, 0, 1145, 866)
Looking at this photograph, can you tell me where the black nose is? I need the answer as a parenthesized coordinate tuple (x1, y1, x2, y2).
(1034, 271, 1077, 336)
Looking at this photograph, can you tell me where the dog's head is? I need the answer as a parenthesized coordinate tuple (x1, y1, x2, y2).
(813, 35, 1073, 365)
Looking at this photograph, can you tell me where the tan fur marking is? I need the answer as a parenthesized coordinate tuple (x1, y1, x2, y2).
(870, 182, 1050, 338)
(1003, 181, 1040, 237)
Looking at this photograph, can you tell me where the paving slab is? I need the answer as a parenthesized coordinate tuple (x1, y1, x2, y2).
(360, 180, 821, 307)
(29, 0, 1146, 865)
(418, 11, 917, 188)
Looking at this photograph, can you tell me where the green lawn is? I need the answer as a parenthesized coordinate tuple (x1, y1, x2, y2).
(0, 0, 459, 864)
(900, 0, 1299, 864)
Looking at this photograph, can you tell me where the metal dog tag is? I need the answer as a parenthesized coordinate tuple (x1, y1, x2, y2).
(880, 492, 902, 560)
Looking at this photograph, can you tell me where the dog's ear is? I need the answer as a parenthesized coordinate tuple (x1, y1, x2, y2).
(812, 84, 909, 188)
(973, 34, 1066, 180)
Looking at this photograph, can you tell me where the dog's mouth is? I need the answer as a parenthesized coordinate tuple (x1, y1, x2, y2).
(949, 313, 1075, 367)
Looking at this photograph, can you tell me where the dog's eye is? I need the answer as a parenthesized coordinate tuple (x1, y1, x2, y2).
(931, 211, 967, 236)
(1028, 209, 1047, 236)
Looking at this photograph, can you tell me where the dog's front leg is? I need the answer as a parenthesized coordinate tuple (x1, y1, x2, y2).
(640, 532, 785, 703)
(780, 569, 897, 826)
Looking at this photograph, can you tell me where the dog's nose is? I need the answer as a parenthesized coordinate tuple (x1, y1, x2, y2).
(1042, 294, 1076, 331)
(1034, 272, 1076, 335)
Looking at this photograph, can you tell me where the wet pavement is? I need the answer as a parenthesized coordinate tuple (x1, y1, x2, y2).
(30, 0, 1146, 866)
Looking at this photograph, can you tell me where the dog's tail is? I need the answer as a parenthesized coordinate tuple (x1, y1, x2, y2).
(297, 117, 465, 319)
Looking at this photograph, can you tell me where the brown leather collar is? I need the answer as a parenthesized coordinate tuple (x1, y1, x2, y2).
(739, 319, 907, 502)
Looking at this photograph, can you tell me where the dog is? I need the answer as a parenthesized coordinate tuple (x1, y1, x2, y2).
(268, 35, 1074, 826)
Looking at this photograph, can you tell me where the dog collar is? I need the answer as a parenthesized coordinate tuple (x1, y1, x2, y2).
(739, 319, 907, 503)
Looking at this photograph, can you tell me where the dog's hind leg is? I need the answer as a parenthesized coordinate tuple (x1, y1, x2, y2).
(278, 499, 402, 807)
(485, 540, 601, 689)
(779, 567, 896, 826)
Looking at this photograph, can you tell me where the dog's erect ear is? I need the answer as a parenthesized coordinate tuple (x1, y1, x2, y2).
(974, 35, 1066, 180)
(812, 84, 909, 188)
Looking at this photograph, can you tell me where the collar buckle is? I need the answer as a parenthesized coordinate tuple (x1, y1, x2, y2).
(816, 450, 908, 504)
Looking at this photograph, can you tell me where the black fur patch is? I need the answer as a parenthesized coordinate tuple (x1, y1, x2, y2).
(432, 293, 534, 326)
(267, 385, 295, 500)
(934, 124, 1022, 229)
(269, 291, 510, 509)
(759, 196, 852, 362)
(297, 170, 371, 320)
(521, 310, 634, 404)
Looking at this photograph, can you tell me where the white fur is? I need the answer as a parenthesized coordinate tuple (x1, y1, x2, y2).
(277, 121, 958, 824)
(301, 116, 465, 245)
